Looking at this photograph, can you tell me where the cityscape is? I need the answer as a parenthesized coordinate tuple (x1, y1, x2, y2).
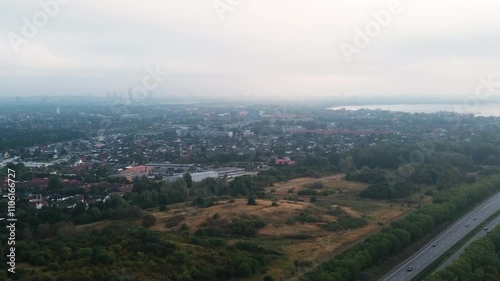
(2, 1, 500, 281)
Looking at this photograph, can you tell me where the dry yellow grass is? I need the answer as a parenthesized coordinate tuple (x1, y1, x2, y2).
(147, 174, 413, 281)
(270, 174, 367, 197)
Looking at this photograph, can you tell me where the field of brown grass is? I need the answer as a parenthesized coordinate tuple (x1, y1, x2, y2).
(148, 173, 415, 281)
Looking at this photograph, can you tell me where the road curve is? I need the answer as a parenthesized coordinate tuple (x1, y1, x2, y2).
(378, 191, 500, 281)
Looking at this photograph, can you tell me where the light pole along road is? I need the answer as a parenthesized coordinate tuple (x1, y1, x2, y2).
(379, 191, 500, 281)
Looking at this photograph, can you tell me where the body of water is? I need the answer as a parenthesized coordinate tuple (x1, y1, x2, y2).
(329, 104, 500, 117)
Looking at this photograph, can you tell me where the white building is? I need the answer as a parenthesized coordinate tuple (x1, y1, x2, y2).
(164, 171, 219, 183)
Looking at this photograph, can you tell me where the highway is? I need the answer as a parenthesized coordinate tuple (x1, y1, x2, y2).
(379, 191, 500, 281)
(433, 214, 500, 273)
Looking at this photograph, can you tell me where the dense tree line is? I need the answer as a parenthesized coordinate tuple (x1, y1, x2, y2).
(0, 193, 144, 240)
(0, 129, 82, 150)
(344, 139, 491, 199)
(350, 140, 500, 171)
(304, 175, 500, 281)
(359, 180, 416, 200)
(129, 177, 188, 209)
(0, 225, 281, 281)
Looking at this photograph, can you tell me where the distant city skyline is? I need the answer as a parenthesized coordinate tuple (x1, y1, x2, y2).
(2, 0, 500, 100)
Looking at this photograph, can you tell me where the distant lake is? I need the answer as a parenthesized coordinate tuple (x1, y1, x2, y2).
(328, 104, 500, 117)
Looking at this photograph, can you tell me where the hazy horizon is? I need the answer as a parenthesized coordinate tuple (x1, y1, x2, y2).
(2, 0, 500, 100)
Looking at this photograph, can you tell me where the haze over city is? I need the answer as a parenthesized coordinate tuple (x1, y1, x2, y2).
(2, 0, 500, 101)
(5, 1, 500, 281)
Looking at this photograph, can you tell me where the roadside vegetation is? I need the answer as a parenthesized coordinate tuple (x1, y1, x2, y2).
(304, 175, 500, 281)
(428, 225, 500, 281)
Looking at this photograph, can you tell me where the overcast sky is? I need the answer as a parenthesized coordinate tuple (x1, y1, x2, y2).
(2, 0, 500, 101)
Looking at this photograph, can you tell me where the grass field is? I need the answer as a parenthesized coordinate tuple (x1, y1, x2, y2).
(149, 173, 417, 280)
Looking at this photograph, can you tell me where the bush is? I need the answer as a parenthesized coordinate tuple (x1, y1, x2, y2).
(193, 196, 216, 208)
(94, 249, 115, 264)
(297, 209, 320, 223)
(320, 216, 367, 231)
(195, 227, 223, 237)
(159, 205, 168, 211)
(238, 262, 252, 277)
(235, 242, 261, 252)
(298, 189, 318, 196)
(319, 190, 330, 196)
(32, 254, 49, 266)
(180, 223, 189, 232)
(360, 181, 416, 200)
(142, 214, 157, 228)
(328, 206, 345, 216)
(310, 196, 318, 203)
(263, 275, 276, 281)
(305, 182, 324, 189)
(38, 274, 57, 281)
(47, 262, 60, 271)
(247, 196, 257, 205)
(77, 247, 93, 259)
(230, 217, 267, 237)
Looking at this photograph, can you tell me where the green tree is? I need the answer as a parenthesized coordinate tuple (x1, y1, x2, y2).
(93, 247, 115, 264)
(238, 262, 252, 277)
(183, 173, 193, 188)
(48, 177, 64, 192)
(247, 196, 257, 206)
(142, 214, 157, 228)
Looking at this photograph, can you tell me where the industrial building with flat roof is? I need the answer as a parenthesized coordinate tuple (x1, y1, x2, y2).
(164, 171, 219, 183)
(213, 167, 247, 179)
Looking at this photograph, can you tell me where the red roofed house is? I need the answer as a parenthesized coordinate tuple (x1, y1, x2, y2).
(275, 157, 296, 166)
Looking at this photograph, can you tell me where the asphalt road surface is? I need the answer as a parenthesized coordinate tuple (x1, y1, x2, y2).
(379, 191, 500, 281)
(433, 214, 500, 273)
